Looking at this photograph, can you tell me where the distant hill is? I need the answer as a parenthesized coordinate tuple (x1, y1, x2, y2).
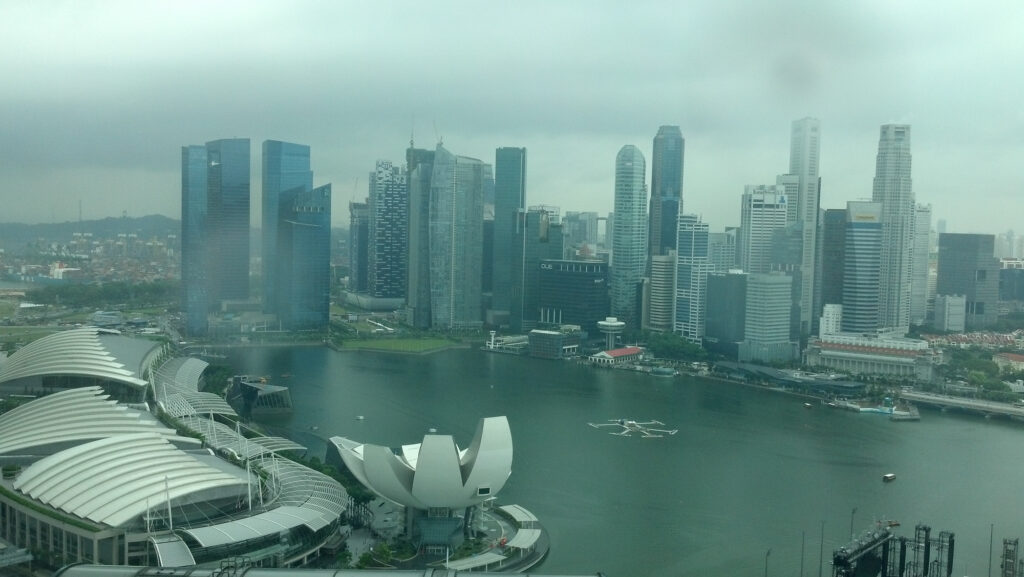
(0, 215, 180, 253)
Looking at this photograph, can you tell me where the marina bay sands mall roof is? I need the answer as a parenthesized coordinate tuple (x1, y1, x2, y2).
(0, 327, 160, 391)
(0, 328, 347, 568)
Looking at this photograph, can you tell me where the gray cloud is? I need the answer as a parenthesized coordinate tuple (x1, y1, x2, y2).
(1, 0, 1022, 235)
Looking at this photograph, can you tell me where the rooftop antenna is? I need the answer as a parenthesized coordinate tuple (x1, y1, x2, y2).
(410, 113, 415, 148)
(434, 118, 442, 146)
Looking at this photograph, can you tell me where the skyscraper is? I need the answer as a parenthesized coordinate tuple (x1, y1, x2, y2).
(368, 160, 408, 300)
(910, 204, 932, 325)
(181, 138, 250, 337)
(181, 145, 209, 336)
(644, 251, 676, 332)
(611, 145, 647, 324)
(405, 145, 435, 329)
(740, 272, 798, 363)
(510, 206, 564, 332)
(738, 185, 788, 274)
(842, 201, 883, 333)
(348, 201, 370, 294)
(205, 138, 251, 303)
(492, 147, 527, 321)
(262, 141, 312, 313)
(428, 144, 490, 330)
(816, 208, 847, 319)
(277, 185, 331, 330)
(649, 126, 684, 257)
(675, 214, 710, 344)
(937, 233, 999, 329)
(872, 124, 914, 333)
(787, 118, 821, 336)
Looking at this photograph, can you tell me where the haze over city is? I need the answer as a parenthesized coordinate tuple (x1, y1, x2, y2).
(1, 0, 1022, 233)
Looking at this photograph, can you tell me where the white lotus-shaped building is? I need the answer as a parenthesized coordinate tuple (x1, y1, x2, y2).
(329, 416, 513, 510)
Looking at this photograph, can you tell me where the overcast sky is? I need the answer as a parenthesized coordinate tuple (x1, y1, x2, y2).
(2, 1, 1022, 235)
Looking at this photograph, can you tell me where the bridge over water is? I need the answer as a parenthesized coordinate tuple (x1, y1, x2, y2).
(902, 391, 1024, 419)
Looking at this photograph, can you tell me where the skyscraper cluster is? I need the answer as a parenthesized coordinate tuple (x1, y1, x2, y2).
(181, 139, 331, 336)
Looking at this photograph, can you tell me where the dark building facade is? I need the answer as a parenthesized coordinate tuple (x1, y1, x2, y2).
(649, 126, 684, 257)
(815, 208, 847, 329)
(538, 259, 609, 334)
(510, 207, 564, 333)
(278, 185, 331, 329)
(937, 233, 999, 329)
(348, 201, 370, 294)
(704, 271, 747, 358)
(492, 147, 527, 320)
(405, 146, 435, 329)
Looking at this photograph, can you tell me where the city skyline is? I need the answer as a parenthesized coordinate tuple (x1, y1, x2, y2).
(1, 2, 1022, 236)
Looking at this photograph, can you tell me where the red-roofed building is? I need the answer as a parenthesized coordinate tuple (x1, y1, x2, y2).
(589, 346, 644, 365)
(994, 352, 1024, 373)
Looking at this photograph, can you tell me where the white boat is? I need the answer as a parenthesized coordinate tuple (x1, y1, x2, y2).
(882, 473, 896, 482)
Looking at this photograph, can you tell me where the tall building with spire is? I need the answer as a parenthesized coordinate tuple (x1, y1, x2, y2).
(611, 145, 647, 324)
(648, 126, 684, 257)
(872, 124, 914, 333)
(787, 118, 821, 337)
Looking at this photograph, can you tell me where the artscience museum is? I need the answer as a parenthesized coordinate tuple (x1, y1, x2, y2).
(328, 417, 513, 552)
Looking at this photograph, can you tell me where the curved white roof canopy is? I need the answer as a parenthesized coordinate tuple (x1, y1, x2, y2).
(15, 432, 248, 527)
(0, 386, 177, 456)
(330, 416, 512, 510)
(0, 327, 155, 389)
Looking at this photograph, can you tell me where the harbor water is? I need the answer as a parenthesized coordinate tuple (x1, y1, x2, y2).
(227, 345, 1024, 576)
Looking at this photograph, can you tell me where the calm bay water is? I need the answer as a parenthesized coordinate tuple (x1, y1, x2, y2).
(228, 346, 1024, 576)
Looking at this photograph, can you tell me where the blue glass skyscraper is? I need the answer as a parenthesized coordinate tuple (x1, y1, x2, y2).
(278, 185, 332, 329)
(206, 138, 251, 303)
(181, 145, 209, 336)
(649, 126, 684, 257)
(262, 140, 312, 313)
(492, 147, 526, 320)
(181, 138, 250, 336)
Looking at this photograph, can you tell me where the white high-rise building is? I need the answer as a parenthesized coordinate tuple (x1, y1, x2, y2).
(611, 145, 648, 323)
(910, 204, 931, 325)
(644, 251, 676, 332)
(787, 118, 821, 337)
(739, 185, 788, 274)
(675, 214, 710, 344)
(872, 124, 914, 334)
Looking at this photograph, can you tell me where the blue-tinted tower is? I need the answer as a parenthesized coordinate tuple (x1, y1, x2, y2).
(262, 140, 312, 312)
(181, 145, 209, 336)
(278, 185, 332, 329)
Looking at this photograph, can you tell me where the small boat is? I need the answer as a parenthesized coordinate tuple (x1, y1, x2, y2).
(804, 402, 813, 409)
(355, 415, 365, 420)
(882, 473, 896, 483)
